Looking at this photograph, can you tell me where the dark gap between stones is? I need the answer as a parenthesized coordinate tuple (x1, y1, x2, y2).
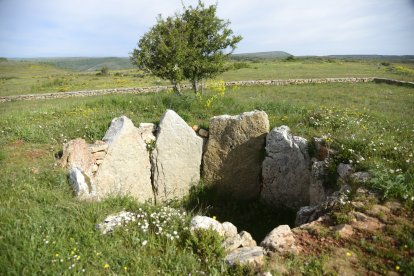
(182, 184, 297, 242)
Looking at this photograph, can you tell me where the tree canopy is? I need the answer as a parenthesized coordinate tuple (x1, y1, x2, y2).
(130, 1, 242, 94)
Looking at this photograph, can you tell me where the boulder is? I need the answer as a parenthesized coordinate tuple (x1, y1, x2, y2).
(59, 138, 96, 178)
(68, 167, 96, 200)
(151, 110, 203, 202)
(94, 116, 154, 202)
(225, 246, 264, 267)
(190, 215, 225, 236)
(222, 230, 257, 252)
(239, 231, 257, 247)
(261, 126, 310, 210)
(350, 171, 371, 184)
(260, 225, 300, 254)
(337, 163, 353, 179)
(295, 184, 351, 226)
(309, 160, 330, 206)
(223, 235, 243, 252)
(202, 111, 269, 200)
(334, 224, 354, 238)
(96, 211, 136, 235)
(222, 222, 238, 238)
(351, 211, 384, 231)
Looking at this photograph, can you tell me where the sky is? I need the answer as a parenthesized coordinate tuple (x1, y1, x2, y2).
(0, 0, 413, 57)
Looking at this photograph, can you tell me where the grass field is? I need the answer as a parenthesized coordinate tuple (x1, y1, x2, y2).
(1, 57, 414, 97)
(1, 79, 413, 274)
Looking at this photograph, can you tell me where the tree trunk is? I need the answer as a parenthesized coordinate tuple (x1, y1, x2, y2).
(192, 78, 199, 93)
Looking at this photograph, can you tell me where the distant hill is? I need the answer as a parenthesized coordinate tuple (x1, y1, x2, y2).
(325, 55, 414, 62)
(13, 57, 134, 71)
(231, 51, 291, 60)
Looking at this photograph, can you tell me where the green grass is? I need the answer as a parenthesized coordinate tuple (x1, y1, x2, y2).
(0, 82, 413, 274)
(1, 58, 413, 97)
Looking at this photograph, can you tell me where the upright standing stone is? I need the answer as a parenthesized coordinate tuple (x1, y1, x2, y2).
(261, 126, 310, 210)
(152, 110, 203, 202)
(94, 116, 154, 202)
(202, 111, 269, 200)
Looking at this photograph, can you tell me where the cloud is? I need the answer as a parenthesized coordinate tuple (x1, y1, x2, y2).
(0, 0, 413, 57)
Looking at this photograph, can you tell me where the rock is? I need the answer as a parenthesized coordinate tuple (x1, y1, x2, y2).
(190, 216, 225, 236)
(68, 167, 96, 200)
(192, 125, 200, 132)
(138, 123, 156, 144)
(223, 230, 257, 252)
(295, 185, 350, 226)
(152, 110, 203, 202)
(337, 163, 353, 179)
(239, 231, 257, 247)
(222, 222, 238, 238)
(295, 206, 318, 226)
(88, 140, 108, 153)
(334, 224, 354, 238)
(94, 116, 154, 202)
(223, 235, 243, 252)
(309, 160, 330, 206)
(384, 201, 402, 213)
(351, 211, 384, 231)
(261, 126, 310, 210)
(260, 225, 300, 254)
(198, 128, 209, 138)
(59, 138, 96, 178)
(314, 137, 329, 161)
(225, 246, 264, 267)
(350, 171, 371, 184)
(202, 111, 269, 200)
(366, 204, 390, 219)
(92, 151, 106, 160)
(96, 211, 136, 234)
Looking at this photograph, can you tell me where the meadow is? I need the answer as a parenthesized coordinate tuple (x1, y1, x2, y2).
(0, 57, 414, 274)
(1, 57, 414, 97)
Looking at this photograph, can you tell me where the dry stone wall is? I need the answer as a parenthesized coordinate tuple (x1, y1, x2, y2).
(4, 77, 411, 103)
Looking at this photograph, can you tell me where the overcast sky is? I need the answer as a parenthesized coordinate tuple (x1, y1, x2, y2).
(0, 0, 413, 57)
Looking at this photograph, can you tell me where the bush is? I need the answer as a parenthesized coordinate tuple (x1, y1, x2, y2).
(185, 229, 225, 267)
(284, 55, 296, 62)
(98, 66, 109, 76)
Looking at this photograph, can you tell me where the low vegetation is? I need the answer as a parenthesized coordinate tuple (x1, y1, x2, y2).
(1, 77, 413, 274)
(1, 57, 414, 97)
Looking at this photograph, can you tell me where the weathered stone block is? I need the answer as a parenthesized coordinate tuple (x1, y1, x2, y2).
(202, 111, 269, 200)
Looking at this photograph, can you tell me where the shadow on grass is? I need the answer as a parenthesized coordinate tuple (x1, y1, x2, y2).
(181, 182, 296, 242)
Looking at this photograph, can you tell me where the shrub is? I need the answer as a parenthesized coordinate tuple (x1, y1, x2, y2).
(185, 229, 225, 267)
(99, 66, 109, 76)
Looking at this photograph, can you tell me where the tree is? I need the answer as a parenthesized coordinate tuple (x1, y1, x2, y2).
(131, 15, 187, 94)
(130, 1, 242, 94)
(181, 1, 242, 93)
